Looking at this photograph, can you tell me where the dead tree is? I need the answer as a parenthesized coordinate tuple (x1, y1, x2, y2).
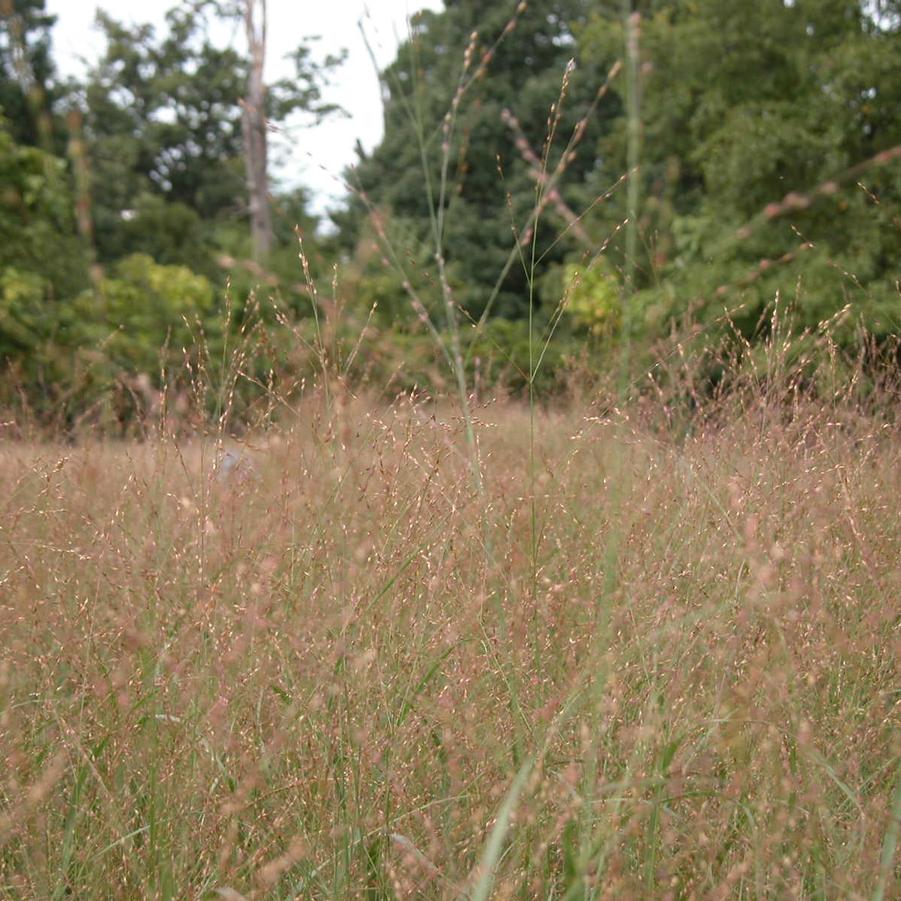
(242, 0, 273, 261)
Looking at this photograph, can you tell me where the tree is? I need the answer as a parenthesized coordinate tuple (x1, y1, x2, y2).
(241, 0, 272, 261)
(0, 116, 89, 404)
(237, 0, 344, 263)
(83, 0, 342, 273)
(0, 0, 62, 150)
(84, 3, 246, 268)
(336, 0, 618, 322)
(577, 0, 901, 346)
(0, 1, 347, 421)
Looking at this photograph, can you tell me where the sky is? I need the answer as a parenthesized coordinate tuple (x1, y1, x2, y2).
(45, 0, 443, 215)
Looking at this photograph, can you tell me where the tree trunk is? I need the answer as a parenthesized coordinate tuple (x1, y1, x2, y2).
(242, 0, 272, 262)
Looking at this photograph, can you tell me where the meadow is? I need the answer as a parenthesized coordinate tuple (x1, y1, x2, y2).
(1, 1, 900, 896)
(0, 356, 898, 899)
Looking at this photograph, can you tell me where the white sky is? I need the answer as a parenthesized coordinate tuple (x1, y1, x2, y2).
(45, 0, 443, 214)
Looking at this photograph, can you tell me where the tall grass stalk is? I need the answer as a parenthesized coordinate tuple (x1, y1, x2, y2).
(577, 6, 644, 887)
(621, 8, 641, 388)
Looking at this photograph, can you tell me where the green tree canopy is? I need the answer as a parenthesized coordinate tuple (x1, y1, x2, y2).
(83, 0, 341, 273)
(0, 117, 88, 355)
(337, 0, 617, 322)
(0, 0, 63, 149)
(578, 0, 901, 345)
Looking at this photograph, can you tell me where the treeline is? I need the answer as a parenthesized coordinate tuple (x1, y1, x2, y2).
(1, 0, 341, 427)
(1, 0, 899, 428)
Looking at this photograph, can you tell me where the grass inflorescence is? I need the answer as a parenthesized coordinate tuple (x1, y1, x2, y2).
(1, 6, 899, 898)
(0, 365, 897, 898)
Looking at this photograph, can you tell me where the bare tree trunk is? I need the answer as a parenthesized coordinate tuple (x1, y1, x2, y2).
(242, 0, 272, 261)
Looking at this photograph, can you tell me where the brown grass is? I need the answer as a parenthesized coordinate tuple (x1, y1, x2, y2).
(0, 380, 898, 899)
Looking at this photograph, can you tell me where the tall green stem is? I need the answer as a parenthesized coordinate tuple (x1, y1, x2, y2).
(621, 5, 641, 392)
(580, 3, 642, 881)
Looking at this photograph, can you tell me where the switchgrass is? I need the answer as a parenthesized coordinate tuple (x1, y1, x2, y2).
(1, 6, 899, 899)
(0, 363, 898, 898)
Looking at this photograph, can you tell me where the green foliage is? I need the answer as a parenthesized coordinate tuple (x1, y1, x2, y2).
(558, 259, 622, 339)
(83, 1, 340, 273)
(73, 253, 216, 376)
(0, 0, 61, 149)
(213, 187, 337, 323)
(338, 0, 613, 321)
(101, 193, 217, 276)
(2, 0, 899, 423)
(0, 119, 88, 362)
(338, 214, 438, 325)
(577, 0, 901, 350)
(0, 1, 350, 423)
(83, 6, 248, 259)
(0, 266, 52, 353)
(463, 316, 575, 394)
(336, 0, 898, 376)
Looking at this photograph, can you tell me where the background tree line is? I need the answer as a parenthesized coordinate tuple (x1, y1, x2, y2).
(1, 0, 898, 428)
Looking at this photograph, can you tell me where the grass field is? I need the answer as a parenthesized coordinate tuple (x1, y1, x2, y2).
(0, 377, 898, 899)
